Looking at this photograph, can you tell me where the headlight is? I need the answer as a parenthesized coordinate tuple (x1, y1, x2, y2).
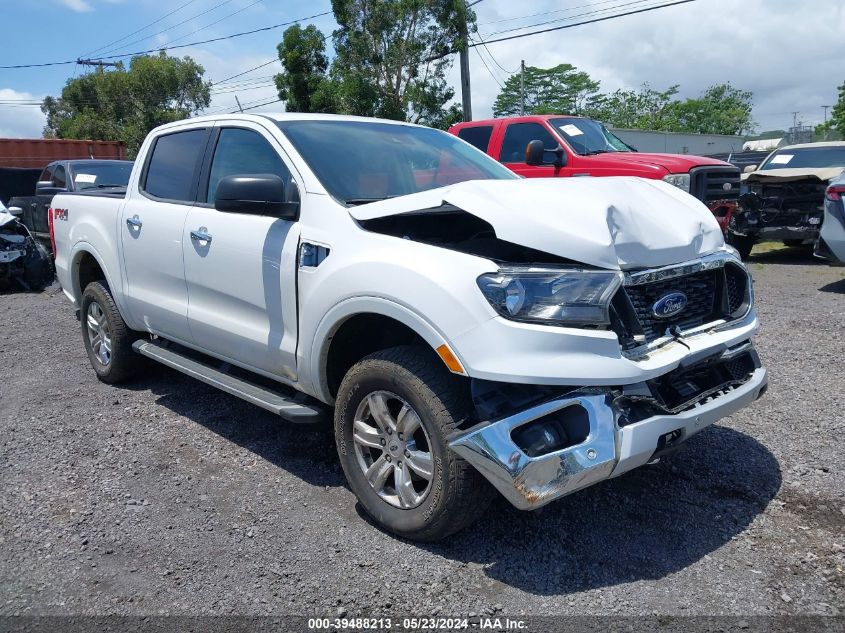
(662, 173, 691, 192)
(477, 268, 623, 326)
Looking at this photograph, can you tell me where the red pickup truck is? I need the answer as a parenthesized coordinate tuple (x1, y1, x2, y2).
(449, 115, 740, 232)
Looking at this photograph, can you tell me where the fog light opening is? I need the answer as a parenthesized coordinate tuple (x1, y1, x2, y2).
(511, 405, 591, 457)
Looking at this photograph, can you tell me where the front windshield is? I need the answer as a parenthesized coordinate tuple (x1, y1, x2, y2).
(69, 161, 133, 189)
(276, 120, 518, 204)
(549, 117, 633, 155)
(759, 146, 845, 170)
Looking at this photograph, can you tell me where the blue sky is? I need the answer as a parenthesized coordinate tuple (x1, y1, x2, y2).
(1, 0, 844, 138)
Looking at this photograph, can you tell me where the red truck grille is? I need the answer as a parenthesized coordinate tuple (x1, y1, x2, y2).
(689, 165, 740, 204)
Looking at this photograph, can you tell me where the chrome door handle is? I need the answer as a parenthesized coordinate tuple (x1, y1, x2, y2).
(190, 227, 212, 243)
(126, 215, 142, 228)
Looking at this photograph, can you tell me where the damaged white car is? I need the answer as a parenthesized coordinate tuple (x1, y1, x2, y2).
(50, 115, 767, 541)
(732, 141, 845, 258)
(0, 200, 52, 291)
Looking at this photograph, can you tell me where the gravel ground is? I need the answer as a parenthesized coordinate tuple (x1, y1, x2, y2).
(1, 245, 843, 619)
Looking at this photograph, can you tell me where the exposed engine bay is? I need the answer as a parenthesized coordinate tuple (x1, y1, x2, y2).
(0, 207, 53, 291)
(732, 177, 827, 241)
(358, 205, 574, 265)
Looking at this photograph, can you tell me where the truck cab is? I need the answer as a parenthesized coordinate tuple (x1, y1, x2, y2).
(449, 115, 740, 232)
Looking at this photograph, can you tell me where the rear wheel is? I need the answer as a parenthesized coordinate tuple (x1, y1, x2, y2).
(80, 281, 144, 384)
(334, 345, 494, 541)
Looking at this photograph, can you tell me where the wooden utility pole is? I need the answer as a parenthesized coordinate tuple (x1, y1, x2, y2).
(520, 60, 525, 115)
(459, 1, 472, 121)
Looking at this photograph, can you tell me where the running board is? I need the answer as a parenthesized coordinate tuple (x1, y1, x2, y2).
(132, 339, 326, 424)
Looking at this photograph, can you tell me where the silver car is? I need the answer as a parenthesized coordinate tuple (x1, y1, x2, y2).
(816, 173, 845, 264)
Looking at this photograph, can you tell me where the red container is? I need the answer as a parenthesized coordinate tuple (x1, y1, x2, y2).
(0, 138, 127, 168)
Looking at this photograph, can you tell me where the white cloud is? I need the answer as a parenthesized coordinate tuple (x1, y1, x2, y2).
(0, 89, 47, 138)
(457, 0, 845, 132)
(58, 0, 94, 12)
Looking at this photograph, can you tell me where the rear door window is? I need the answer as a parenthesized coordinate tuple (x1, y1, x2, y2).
(499, 122, 559, 164)
(457, 126, 494, 153)
(143, 129, 208, 202)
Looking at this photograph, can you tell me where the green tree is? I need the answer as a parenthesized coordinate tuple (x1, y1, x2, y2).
(830, 80, 845, 138)
(42, 52, 210, 157)
(586, 84, 679, 130)
(274, 24, 337, 113)
(492, 64, 600, 117)
(669, 83, 755, 135)
(329, 0, 472, 123)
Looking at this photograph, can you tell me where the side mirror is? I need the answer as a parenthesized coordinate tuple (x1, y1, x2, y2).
(214, 174, 299, 220)
(7, 206, 23, 216)
(36, 180, 65, 195)
(743, 164, 757, 173)
(525, 140, 566, 168)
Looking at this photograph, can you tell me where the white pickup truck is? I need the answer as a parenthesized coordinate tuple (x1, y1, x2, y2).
(51, 114, 767, 541)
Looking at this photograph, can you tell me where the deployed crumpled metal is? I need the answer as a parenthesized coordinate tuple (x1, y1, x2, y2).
(0, 204, 53, 291)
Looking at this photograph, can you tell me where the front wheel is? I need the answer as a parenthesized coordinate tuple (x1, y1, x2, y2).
(726, 232, 755, 259)
(334, 346, 494, 541)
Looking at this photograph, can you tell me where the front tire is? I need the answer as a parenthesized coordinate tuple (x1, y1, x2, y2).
(726, 232, 755, 259)
(80, 281, 143, 384)
(334, 346, 494, 541)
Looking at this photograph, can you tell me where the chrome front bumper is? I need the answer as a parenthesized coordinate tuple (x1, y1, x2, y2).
(449, 367, 768, 510)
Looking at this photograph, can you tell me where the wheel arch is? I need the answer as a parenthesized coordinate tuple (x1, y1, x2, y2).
(69, 244, 134, 327)
(308, 298, 466, 404)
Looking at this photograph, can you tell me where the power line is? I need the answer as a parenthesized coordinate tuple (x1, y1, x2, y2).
(474, 0, 698, 47)
(0, 10, 333, 69)
(162, 0, 265, 48)
(98, 0, 238, 57)
(470, 44, 503, 89)
(471, 34, 517, 75)
(81, 0, 201, 57)
(212, 58, 279, 85)
(477, 0, 640, 27)
(481, 0, 667, 38)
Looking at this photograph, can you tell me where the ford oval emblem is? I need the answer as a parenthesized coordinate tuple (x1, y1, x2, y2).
(652, 292, 688, 319)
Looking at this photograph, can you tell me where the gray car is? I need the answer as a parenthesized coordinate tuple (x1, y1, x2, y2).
(816, 173, 845, 264)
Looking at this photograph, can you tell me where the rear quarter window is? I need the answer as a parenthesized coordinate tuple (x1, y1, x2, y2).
(457, 126, 494, 153)
(142, 129, 208, 202)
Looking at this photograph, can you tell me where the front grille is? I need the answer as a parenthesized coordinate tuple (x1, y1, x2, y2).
(611, 258, 752, 350)
(724, 262, 748, 314)
(690, 165, 740, 204)
(623, 269, 717, 343)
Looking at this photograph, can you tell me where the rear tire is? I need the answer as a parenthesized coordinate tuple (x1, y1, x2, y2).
(80, 281, 144, 384)
(726, 233, 755, 259)
(334, 345, 494, 541)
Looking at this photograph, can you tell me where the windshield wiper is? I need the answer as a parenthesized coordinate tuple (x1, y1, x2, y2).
(583, 149, 613, 156)
(345, 196, 394, 206)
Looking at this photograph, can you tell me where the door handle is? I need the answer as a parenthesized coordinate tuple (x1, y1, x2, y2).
(126, 215, 142, 229)
(190, 227, 212, 243)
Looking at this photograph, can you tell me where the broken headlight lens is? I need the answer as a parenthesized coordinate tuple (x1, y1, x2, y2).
(477, 268, 623, 326)
(662, 173, 691, 192)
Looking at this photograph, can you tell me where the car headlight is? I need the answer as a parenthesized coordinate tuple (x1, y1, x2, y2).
(662, 173, 691, 192)
(477, 268, 623, 326)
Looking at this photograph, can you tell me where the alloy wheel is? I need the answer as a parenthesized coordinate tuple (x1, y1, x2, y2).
(86, 301, 112, 366)
(352, 390, 434, 509)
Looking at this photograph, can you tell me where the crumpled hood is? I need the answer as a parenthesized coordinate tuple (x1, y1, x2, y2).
(743, 167, 845, 183)
(349, 177, 725, 270)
